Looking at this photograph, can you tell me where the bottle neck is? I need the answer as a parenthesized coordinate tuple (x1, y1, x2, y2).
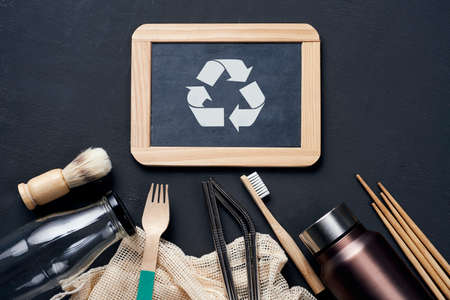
(316, 224, 367, 264)
(100, 197, 127, 240)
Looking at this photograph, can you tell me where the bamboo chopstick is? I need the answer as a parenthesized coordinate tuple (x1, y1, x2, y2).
(356, 174, 450, 298)
(371, 203, 445, 300)
(378, 182, 450, 275)
(379, 192, 450, 289)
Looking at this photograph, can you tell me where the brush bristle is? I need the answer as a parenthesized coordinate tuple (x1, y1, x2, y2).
(62, 147, 112, 188)
(247, 172, 270, 199)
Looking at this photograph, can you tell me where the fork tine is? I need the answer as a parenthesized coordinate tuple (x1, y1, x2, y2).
(159, 184, 164, 203)
(144, 183, 154, 207)
(142, 183, 154, 223)
(149, 183, 154, 198)
(165, 184, 169, 204)
(153, 184, 159, 202)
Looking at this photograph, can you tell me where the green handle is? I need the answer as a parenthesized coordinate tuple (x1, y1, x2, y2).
(136, 270, 155, 300)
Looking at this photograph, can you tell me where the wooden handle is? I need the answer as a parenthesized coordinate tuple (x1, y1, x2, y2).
(18, 169, 70, 210)
(241, 176, 325, 294)
(142, 233, 161, 272)
(372, 203, 445, 300)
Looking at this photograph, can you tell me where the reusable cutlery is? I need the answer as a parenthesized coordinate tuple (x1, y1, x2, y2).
(137, 184, 170, 300)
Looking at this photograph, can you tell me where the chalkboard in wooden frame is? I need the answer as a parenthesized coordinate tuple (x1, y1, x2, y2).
(131, 24, 320, 167)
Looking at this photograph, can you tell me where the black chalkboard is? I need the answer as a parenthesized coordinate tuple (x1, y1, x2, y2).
(150, 43, 302, 147)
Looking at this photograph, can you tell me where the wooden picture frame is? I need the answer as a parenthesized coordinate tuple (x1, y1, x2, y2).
(131, 24, 320, 167)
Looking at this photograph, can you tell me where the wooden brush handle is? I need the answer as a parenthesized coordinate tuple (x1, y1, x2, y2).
(280, 228, 325, 294)
(241, 176, 325, 294)
(18, 169, 70, 210)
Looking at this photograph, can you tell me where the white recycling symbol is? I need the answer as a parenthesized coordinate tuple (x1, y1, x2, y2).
(186, 59, 265, 132)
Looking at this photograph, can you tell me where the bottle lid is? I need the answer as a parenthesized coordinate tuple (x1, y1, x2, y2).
(300, 203, 358, 254)
(105, 191, 136, 236)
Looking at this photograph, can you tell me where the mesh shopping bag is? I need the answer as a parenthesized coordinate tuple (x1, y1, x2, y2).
(52, 228, 316, 300)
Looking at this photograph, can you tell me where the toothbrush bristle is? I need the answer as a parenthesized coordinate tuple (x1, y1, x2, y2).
(247, 172, 270, 199)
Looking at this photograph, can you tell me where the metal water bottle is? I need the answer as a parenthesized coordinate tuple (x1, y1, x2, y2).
(0, 192, 136, 299)
(300, 203, 432, 300)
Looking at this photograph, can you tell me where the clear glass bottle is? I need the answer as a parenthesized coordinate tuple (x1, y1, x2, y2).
(0, 191, 136, 300)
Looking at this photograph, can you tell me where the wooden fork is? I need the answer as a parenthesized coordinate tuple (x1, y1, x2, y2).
(136, 183, 170, 300)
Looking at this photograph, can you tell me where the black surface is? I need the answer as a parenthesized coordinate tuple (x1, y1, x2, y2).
(151, 43, 301, 147)
(0, 1, 449, 299)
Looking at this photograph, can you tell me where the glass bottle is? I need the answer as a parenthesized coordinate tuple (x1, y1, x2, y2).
(300, 203, 432, 300)
(0, 191, 136, 299)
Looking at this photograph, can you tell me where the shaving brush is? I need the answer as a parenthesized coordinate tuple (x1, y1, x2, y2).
(18, 147, 112, 210)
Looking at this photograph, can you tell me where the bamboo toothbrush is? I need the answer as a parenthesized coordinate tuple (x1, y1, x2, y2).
(241, 172, 325, 296)
(18, 147, 112, 210)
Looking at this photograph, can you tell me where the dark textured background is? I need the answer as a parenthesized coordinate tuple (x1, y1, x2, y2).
(0, 1, 449, 299)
